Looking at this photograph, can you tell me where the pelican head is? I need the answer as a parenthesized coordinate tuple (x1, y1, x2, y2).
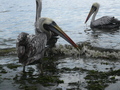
(85, 2, 100, 23)
(36, 17, 79, 50)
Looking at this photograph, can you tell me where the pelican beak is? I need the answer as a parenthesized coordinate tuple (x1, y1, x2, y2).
(44, 22, 79, 50)
(85, 6, 96, 23)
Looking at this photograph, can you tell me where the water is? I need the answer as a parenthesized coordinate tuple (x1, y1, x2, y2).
(0, 0, 120, 49)
(0, 0, 120, 89)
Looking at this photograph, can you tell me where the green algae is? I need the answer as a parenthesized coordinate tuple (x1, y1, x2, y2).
(0, 65, 7, 73)
(13, 73, 64, 88)
(36, 75, 64, 85)
(58, 66, 120, 90)
(0, 68, 7, 73)
(6, 63, 21, 69)
(0, 48, 16, 56)
(19, 85, 37, 90)
(0, 46, 120, 90)
(0, 65, 6, 75)
(59, 67, 88, 73)
(0, 65, 3, 69)
(12, 56, 64, 88)
(1, 43, 120, 59)
(84, 69, 120, 90)
(55, 88, 62, 90)
(0, 57, 120, 90)
(68, 82, 79, 86)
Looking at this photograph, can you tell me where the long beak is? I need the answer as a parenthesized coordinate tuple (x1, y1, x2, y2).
(46, 22, 79, 50)
(85, 7, 96, 23)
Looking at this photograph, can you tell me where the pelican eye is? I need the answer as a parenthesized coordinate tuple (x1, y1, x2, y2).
(51, 21, 56, 25)
(43, 24, 50, 31)
(92, 6, 97, 11)
(43, 21, 57, 31)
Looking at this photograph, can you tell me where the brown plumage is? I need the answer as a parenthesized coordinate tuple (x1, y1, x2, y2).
(16, 0, 79, 72)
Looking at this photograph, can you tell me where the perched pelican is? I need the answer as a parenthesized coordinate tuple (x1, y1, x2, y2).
(85, 2, 120, 29)
(16, 0, 79, 72)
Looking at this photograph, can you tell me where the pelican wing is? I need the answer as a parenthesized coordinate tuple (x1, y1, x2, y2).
(91, 16, 114, 26)
(16, 32, 28, 59)
(16, 32, 47, 65)
(26, 33, 47, 65)
(91, 16, 120, 29)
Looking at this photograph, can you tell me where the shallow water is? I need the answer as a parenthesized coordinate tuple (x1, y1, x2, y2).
(0, 0, 120, 90)
(0, 56, 120, 90)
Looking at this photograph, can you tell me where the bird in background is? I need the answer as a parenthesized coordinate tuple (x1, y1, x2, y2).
(85, 2, 120, 30)
(16, 0, 79, 72)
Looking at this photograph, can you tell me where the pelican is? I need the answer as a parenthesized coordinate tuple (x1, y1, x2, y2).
(35, 0, 58, 48)
(16, 0, 79, 72)
(85, 2, 120, 29)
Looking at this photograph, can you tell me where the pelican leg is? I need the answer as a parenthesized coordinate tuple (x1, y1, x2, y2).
(40, 63, 43, 75)
(37, 63, 43, 75)
(23, 65, 26, 73)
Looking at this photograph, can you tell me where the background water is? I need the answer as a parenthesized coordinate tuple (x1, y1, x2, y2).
(0, 0, 120, 90)
(0, 0, 120, 49)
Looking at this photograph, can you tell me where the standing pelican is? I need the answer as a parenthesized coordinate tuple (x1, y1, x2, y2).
(85, 2, 120, 29)
(16, 0, 79, 72)
(35, 0, 58, 48)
